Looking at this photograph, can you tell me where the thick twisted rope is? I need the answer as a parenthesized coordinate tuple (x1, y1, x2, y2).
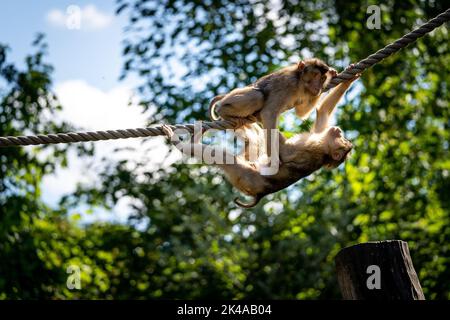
(0, 119, 248, 147)
(0, 8, 449, 148)
(324, 7, 450, 90)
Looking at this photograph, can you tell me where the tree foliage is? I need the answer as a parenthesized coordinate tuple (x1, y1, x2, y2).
(0, 35, 87, 298)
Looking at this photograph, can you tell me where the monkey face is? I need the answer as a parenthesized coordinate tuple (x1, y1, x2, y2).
(324, 127, 352, 168)
(304, 68, 328, 96)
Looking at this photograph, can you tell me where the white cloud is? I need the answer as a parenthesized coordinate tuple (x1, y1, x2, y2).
(55, 80, 142, 131)
(46, 9, 66, 27)
(46, 5, 113, 30)
(41, 80, 169, 223)
(82, 5, 113, 29)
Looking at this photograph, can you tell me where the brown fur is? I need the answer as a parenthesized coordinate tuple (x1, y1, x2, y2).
(208, 58, 337, 160)
(222, 126, 352, 207)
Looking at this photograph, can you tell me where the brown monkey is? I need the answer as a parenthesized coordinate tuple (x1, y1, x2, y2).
(165, 74, 358, 208)
(208, 58, 338, 159)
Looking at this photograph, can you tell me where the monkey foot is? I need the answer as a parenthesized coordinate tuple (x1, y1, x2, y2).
(161, 125, 174, 139)
(227, 117, 253, 128)
(246, 115, 258, 122)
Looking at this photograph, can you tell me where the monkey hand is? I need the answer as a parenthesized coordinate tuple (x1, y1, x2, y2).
(329, 67, 338, 77)
(345, 64, 361, 82)
(345, 63, 356, 71)
(161, 125, 175, 143)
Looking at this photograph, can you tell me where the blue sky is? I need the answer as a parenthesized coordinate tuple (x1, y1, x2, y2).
(0, 0, 126, 91)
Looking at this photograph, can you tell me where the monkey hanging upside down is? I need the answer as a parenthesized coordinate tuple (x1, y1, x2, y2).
(163, 75, 359, 208)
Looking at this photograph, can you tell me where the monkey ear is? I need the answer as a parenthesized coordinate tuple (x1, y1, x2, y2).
(331, 151, 342, 161)
(297, 61, 306, 71)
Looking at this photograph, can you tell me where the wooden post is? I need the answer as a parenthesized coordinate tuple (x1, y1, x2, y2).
(335, 240, 425, 300)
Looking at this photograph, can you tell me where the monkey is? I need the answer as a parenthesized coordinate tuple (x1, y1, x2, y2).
(164, 74, 359, 208)
(208, 58, 338, 161)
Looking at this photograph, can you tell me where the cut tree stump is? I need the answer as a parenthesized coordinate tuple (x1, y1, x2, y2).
(335, 240, 425, 300)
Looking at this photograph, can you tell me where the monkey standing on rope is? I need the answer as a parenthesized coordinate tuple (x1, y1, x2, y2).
(163, 72, 359, 208)
(208, 58, 338, 162)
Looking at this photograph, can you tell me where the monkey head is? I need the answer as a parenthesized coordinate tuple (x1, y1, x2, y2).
(323, 126, 352, 169)
(298, 58, 336, 96)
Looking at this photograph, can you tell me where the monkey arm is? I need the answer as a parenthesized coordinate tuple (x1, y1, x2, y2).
(171, 139, 238, 166)
(259, 95, 291, 161)
(313, 81, 353, 133)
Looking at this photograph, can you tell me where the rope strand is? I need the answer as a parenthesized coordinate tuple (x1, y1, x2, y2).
(324, 7, 450, 90)
(1, 8, 449, 148)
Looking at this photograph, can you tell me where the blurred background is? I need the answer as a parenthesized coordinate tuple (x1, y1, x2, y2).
(0, 0, 448, 299)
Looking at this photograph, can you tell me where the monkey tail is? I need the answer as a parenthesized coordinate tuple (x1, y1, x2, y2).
(208, 95, 225, 121)
(234, 194, 262, 208)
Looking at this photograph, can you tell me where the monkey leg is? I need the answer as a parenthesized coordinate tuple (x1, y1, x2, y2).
(221, 162, 269, 208)
(162, 125, 269, 208)
(234, 124, 266, 162)
(216, 87, 264, 122)
(218, 160, 270, 208)
(174, 138, 269, 205)
(259, 108, 280, 163)
(218, 160, 269, 197)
